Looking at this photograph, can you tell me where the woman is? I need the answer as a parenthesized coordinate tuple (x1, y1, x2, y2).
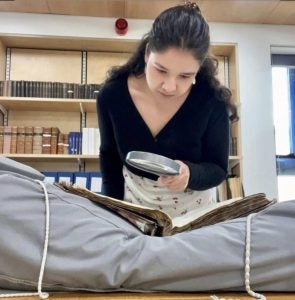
(96, 2, 237, 218)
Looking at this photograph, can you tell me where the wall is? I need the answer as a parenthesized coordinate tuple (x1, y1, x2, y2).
(1, 12, 295, 199)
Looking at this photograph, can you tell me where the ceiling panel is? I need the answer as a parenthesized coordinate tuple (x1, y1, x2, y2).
(263, 2, 295, 24)
(198, 0, 278, 24)
(125, 0, 182, 19)
(0, 0, 49, 14)
(0, 0, 295, 25)
(46, 0, 125, 18)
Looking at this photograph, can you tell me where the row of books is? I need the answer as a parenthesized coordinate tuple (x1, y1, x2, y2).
(43, 171, 102, 194)
(0, 126, 100, 155)
(0, 126, 69, 155)
(217, 176, 244, 201)
(0, 80, 101, 99)
(66, 129, 100, 155)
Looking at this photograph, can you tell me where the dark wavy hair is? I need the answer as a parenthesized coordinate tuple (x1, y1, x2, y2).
(105, 4, 238, 121)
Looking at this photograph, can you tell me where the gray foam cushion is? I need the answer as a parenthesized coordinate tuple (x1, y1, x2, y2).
(0, 170, 294, 293)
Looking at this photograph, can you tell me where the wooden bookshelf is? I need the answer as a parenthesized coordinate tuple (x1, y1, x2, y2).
(5, 154, 99, 160)
(0, 38, 242, 196)
(0, 97, 96, 112)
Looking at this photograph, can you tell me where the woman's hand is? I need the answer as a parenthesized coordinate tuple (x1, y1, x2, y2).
(157, 160, 190, 192)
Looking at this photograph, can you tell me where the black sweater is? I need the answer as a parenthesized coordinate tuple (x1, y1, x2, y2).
(97, 76, 229, 200)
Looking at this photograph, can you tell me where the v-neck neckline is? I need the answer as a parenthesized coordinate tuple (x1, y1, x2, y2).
(124, 77, 192, 141)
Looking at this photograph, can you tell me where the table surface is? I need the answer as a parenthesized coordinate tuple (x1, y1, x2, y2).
(1, 292, 294, 300)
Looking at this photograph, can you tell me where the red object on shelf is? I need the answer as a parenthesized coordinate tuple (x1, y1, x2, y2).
(115, 18, 128, 35)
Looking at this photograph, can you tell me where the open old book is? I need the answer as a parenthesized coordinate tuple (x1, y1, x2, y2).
(57, 182, 276, 237)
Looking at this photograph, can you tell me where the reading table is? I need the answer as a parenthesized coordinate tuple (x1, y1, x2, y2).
(2, 292, 294, 300)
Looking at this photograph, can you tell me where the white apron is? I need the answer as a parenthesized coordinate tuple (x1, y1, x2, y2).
(123, 166, 216, 219)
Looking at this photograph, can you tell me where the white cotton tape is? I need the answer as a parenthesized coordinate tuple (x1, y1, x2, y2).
(210, 213, 267, 300)
(0, 180, 50, 299)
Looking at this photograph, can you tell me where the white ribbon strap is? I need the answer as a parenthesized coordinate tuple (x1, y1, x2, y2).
(0, 179, 50, 299)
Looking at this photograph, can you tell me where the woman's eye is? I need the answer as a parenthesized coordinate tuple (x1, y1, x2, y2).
(157, 69, 166, 74)
(180, 75, 191, 79)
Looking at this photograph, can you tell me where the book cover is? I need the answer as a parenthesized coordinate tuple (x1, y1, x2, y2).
(56, 182, 276, 237)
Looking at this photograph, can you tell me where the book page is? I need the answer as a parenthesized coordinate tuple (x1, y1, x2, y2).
(171, 193, 274, 235)
(171, 197, 241, 228)
(56, 182, 173, 232)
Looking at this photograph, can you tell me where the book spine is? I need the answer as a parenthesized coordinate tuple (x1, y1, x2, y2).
(3, 126, 12, 154)
(33, 126, 43, 154)
(57, 133, 64, 154)
(16, 126, 25, 154)
(42, 127, 52, 154)
(63, 133, 69, 154)
(0, 126, 4, 154)
(10, 126, 18, 154)
(50, 127, 59, 154)
(24, 126, 34, 154)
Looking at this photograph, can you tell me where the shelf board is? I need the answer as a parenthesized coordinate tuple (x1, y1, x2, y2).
(5, 154, 99, 161)
(0, 97, 96, 112)
(229, 156, 242, 160)
(6, 154, 240, 162)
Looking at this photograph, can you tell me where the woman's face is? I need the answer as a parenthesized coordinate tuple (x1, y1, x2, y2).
(145, 47, 200, 100)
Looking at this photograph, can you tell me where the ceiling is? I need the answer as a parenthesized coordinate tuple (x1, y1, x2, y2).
(0, 0, 295, 25)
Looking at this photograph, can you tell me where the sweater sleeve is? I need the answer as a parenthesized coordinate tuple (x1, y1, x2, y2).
(185, 101, 229, 190)
(96, 87, 125, 200)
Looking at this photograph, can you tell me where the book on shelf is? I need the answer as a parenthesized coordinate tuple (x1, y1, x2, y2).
(57, 172, 74, 184)
(43, 171, 58, 184)
(217, 176, 244, 201)
(57, 182, 276, 237)
(10, 126, 17, 154)
(227, 176, 244, 198)
(50, 127, 59, 154)
(74, 172, 90, 189)
(3, 126, 12, 154)
(24, 126, 33, 154)
(42, 127, 52, 154)
(82, 128, 100, 155)
(0, 126, 4, 154)
(16, 126, 25, 154)
(33, 126, 43, 154)
(89, 172, 102, 194)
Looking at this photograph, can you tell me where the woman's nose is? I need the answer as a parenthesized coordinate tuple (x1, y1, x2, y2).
(162, 77, 177, 93)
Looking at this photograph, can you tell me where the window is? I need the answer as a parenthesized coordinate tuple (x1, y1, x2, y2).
(271, 54, 295, 201)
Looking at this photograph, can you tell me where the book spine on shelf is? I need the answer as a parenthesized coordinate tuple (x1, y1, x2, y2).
(50, 127, 59, 154)
(16, 126, 25, 154)
(63, 133, 69, 154)
(0, 126, 4, 154)
(24, 126, 34, 154)
(10, 126, 18, 154)
(42, 127, 52, 154)
(33, 126, 43, 154)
